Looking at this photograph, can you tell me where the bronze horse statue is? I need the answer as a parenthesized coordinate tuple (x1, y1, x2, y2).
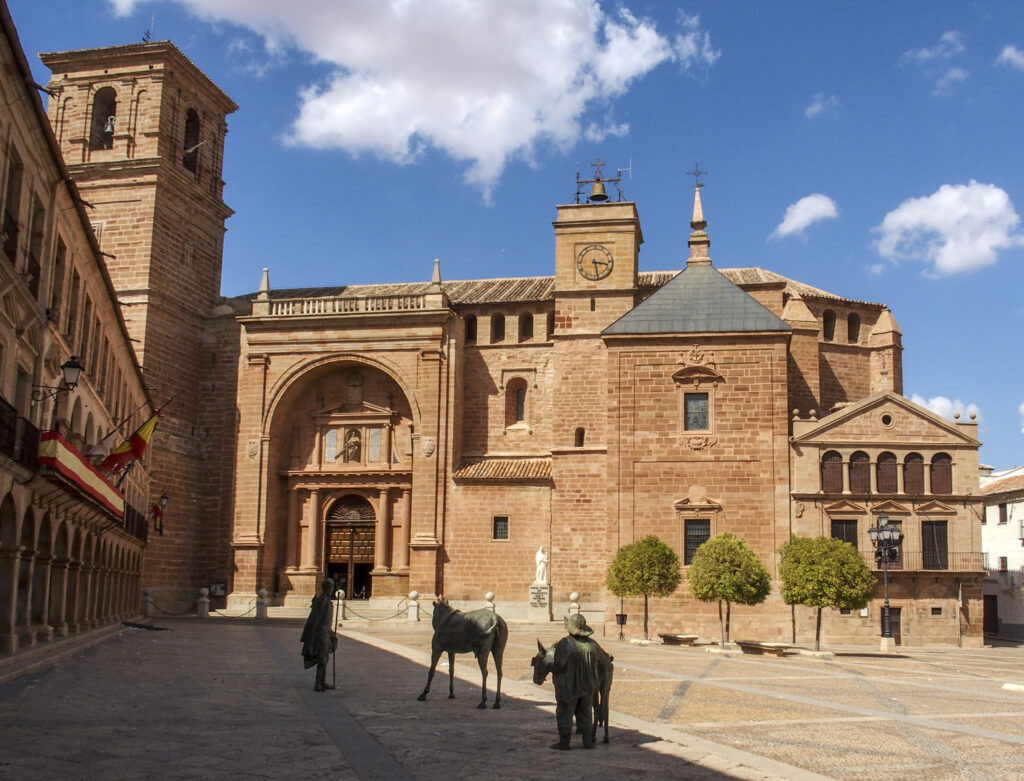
(531, 638, 614, 743)
(417, 599, 508, 709)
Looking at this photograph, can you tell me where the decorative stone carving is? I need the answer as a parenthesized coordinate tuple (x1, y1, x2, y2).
(421, 436, 436, 457)
(682, 435, 717, 451)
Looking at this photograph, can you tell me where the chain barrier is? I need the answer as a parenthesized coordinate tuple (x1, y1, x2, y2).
(148, 599, 200, 617)
(339, 596, 410, 622)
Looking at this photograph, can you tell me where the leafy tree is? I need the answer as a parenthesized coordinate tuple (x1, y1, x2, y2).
(688, 534, 771, 646)
(606, 535, 682, 639)
(778, 535, 876, 651)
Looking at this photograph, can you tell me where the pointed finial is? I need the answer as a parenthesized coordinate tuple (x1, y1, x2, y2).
(430, 258, 442, 291)
(685, 165, 711, 267)
(257, 267, 270, 300)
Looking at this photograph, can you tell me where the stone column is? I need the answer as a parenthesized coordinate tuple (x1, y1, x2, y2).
(896, 458, 905, 494)
(870, 458, 879, 494)
(301, 489, 320, 571)
(923, 464, 932, 495)
(374, 488, 392, 573)
(842, 458, 851, 494)
(383, 425, 393, 470)
(286, 487, 301, 568)
(396, 488, 411, 572)
(49, 556, 70, 637)
(17, 550, 36, 645)
(0, 547, 21, 653)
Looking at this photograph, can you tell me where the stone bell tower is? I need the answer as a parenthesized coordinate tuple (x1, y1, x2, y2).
(40, 42, 237, 609)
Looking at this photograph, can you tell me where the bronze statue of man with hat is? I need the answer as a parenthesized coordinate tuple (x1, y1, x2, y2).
(547, 613, 603, 749)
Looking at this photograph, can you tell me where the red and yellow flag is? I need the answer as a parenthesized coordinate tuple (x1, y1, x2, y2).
(98, 414, 159, 472)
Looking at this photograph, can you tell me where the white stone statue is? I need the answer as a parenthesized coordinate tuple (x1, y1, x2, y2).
(535, 546, 549, 584)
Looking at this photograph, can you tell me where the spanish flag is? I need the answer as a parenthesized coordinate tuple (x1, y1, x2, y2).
(152, 502, 164, 536)
(98, 414, 159, 473)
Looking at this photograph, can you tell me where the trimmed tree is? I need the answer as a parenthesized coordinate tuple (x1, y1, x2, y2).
(688, 534, 771, 646)
(778, 535, 876, 651)
(606, 535, 682, 640)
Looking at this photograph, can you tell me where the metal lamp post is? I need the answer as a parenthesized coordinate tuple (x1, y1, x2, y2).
(868, 511, 903, 650)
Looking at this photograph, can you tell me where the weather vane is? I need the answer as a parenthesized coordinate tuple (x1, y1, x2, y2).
(686, 163, 708, 189)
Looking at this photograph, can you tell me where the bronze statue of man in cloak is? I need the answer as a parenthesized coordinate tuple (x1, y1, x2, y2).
(301, 578, 338, 691)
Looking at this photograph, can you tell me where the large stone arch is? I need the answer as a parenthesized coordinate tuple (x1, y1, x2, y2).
(262, 353, 424, 435)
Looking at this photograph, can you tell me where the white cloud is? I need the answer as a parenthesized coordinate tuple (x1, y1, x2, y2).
(584, 121, 629, 143)
(902, 30, 964, 64)
(910, 394, 981, 423)
(110, 1, 717, 197)
(933, 66, 968, 96)
(805, 93, 839, 119)
(873, 181, 1024, 276)
(997, 45, 1024, 70)
(770, 194, 838, 239)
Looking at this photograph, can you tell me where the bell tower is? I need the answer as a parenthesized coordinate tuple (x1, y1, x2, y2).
(40, 42, 237, 608)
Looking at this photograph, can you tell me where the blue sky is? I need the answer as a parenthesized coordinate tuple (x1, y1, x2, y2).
(9, 0, 1024, 469)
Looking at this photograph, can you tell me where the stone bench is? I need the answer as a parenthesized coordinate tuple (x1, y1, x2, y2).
(659, 633, 699, 646)
(735, 640, 790, 657)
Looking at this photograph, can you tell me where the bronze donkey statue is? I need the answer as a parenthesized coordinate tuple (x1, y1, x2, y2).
(417, 599, 508, 709)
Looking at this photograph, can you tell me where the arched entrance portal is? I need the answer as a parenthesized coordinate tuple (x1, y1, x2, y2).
(325, 495, 375, 600)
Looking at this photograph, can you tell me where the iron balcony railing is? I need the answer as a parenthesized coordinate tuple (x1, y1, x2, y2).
(860, 550, 983, 572)
(266, 294, 427, 317)
(123, 503, 149, 543)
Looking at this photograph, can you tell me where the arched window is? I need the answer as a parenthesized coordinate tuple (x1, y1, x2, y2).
(876, 452, 898, 493)
(183, 108, 200, 173)
(519, 312, 534, 342)
(849, 451, 870, 493)
(574, 427, 585, 447)
(931, 453, 953, 494)
(847, 313, 861, 344)
(821, 450, 843, 493)
(822, 309, 836, 342)
(464, 314, 477, 344)
(89, 87, 117, 150)
(491, 314, 505, 343)
(505, 378, 528, 426)
(904, 453, 924, 494)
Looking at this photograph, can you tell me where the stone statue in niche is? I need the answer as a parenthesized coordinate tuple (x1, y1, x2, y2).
(345, 371, 364, 410)
(535, 546, 549, 584)
(344, 428, 361, 463)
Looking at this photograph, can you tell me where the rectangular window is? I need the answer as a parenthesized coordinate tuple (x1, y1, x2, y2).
(839, 608, 851, 615)
(684, 393, 709, 431)
(922, 521, 948, 570)
(931, 607, 942, 617)
(998, 503, 1008, 524)
(831, 519, 858, 549)
(492, 516, 509, 541)
(684, 519, 710, 565)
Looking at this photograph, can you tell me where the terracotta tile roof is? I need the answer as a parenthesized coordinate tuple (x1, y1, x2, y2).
(452, 457, 552, 482)
(232, 267, 878, 308)
(981, 474, 1024, 496)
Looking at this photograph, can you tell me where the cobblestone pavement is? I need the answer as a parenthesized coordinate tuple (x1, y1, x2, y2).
(2, 617, 1023, 781)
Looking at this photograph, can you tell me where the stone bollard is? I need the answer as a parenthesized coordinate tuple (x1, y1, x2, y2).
(407, 590, 420, 622)
(569, 591, 581, 615)
(142, 587, 155, 618)
(484, 591, 495, 612)
(337, 589, 346, 620)
(197, 587, 210, 619)
(255, 588, 268, 620)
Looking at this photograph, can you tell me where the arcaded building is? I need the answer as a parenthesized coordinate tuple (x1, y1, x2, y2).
(27, 16, 984, 647)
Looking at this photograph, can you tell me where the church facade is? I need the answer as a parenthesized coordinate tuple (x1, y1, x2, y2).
(31, 29, 984, 647)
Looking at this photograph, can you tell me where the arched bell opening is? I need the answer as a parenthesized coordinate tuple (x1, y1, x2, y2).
(324, 495, 375, 600)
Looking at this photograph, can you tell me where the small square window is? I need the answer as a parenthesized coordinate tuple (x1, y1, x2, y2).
(492, 516, 509, 540)
(931, 606, 942, 617)
(839, 608, 851, 615)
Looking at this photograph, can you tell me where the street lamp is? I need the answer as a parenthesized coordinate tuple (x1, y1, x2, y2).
(868, 511, 903, 646)
(31, 356, 85, 403)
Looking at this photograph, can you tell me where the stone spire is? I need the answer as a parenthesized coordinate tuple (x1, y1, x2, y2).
(687, 186, 712, 267)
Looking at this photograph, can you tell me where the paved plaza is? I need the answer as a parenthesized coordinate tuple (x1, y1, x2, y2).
(2, 617, 1024, 780)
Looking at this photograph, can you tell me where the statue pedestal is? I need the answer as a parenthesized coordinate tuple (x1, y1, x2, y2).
(528, 583, 552, 622)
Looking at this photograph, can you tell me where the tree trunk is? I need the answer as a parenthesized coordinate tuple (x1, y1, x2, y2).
(643, 593, 649, 640)
(814, 606, 822, 652)
(725, 601, 731, 644)
(718, 600, 725, 647)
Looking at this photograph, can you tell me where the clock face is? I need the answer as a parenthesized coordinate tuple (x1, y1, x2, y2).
(576, 244, 614, 280)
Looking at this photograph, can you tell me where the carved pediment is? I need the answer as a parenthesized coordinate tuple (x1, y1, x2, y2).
(317, 400, 394, 423)
(674, 485, 723, 514)
(914, 500, 957, 516)
(870, 500, 911, 516)
(672, 365, 724, 387)
(823, 499, 867, 515)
